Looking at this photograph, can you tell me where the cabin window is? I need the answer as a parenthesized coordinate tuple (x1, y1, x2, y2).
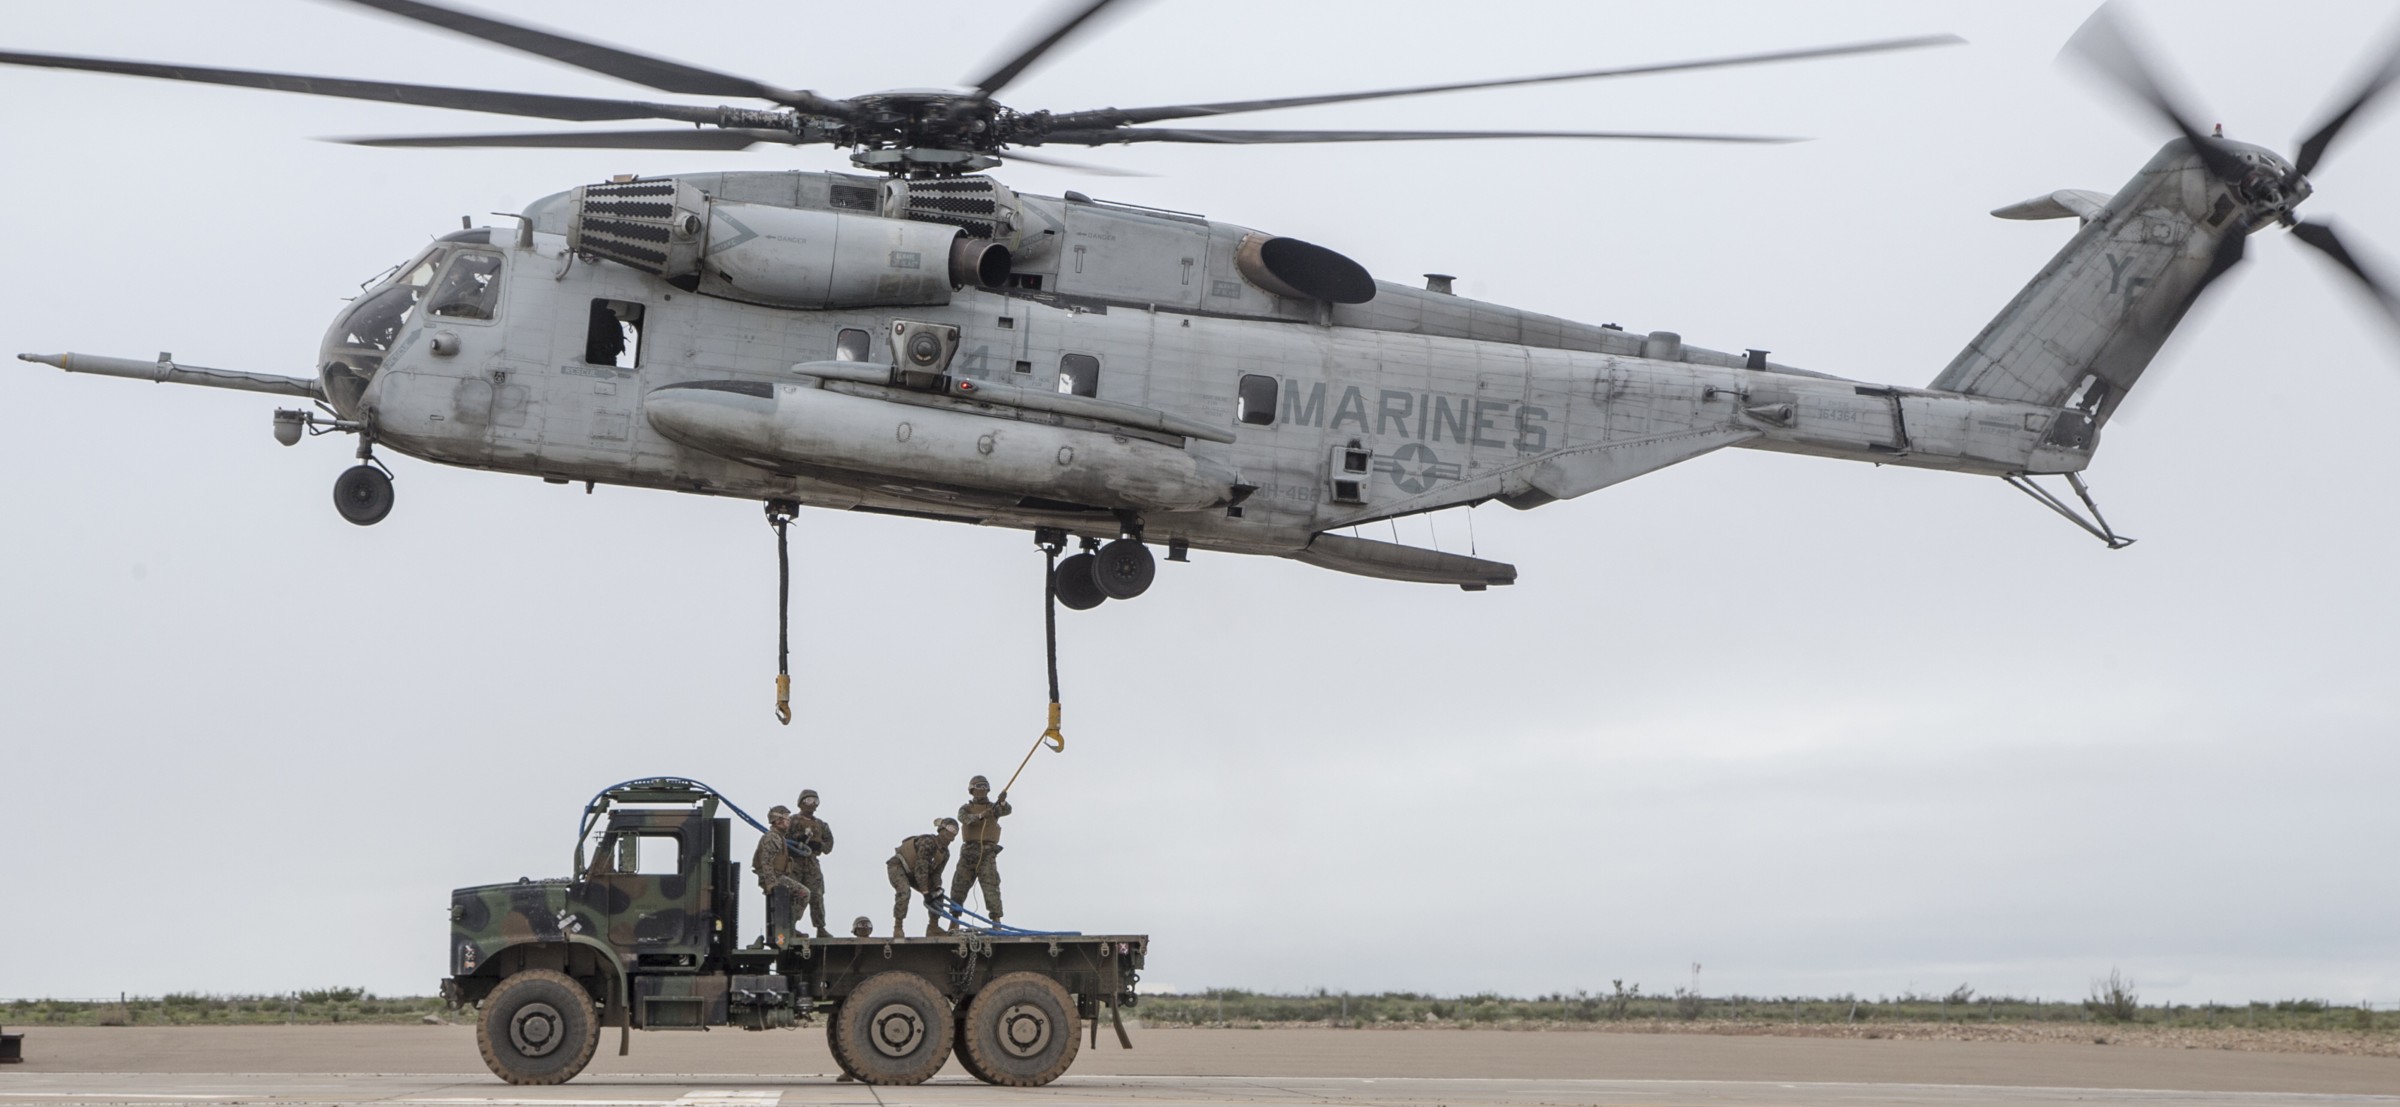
(834, 328, 871, 362)
(1237, 373, 1278, 426)
(426, 252, 504, 321)
(598, 833, 683, 877)
(585, 299, 644, 368)
(1059, 353, 1100, 398)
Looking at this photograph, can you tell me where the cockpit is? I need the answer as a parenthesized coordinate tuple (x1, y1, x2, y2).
(317, 231, 506, 416)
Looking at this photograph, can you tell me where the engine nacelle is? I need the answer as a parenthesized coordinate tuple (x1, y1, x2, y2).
(568, 178, 1010, 309)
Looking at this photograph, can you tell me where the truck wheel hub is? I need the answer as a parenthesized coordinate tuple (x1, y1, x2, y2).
(868, 1003, 925, 1057)
(999, 1003, 1052, 1057)
(509, 1002, 563, 1057)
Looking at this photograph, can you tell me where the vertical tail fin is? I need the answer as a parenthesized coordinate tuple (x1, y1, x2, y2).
(1930, 140, 2250, 433)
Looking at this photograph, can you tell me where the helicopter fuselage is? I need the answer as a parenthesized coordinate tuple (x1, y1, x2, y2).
(329, 167, 2113, 586)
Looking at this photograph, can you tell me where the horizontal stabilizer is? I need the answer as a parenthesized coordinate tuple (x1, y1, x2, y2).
(18, 351, 322, 398)
(1290, 531, 1516, 588)
(1991, 189, 2113, 222)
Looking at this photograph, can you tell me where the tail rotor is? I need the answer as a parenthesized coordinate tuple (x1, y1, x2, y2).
(2067, 2, 2400, 332)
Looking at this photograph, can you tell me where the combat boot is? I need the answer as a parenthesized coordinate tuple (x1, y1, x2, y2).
(891, 917, 907, 939)
(924, 919, 945, 938)
(815, 926, 832, 939)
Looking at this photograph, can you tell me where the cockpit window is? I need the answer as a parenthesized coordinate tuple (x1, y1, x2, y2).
(399, 254, 442, 290)
(327, 250, 442, 368)
(427, 252, 505, 321)
(318, 246, 452, 418)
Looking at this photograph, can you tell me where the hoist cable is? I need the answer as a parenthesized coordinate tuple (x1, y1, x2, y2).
(1005, 541, 1068, 798)
(770, 503, 794, 726)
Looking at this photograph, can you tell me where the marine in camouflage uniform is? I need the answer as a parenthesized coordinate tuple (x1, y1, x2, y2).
(949, 774, 1011, 924)
(886, 818, 957, 938)
(788, 789, 834, 939)
(750, 806, 809, 946)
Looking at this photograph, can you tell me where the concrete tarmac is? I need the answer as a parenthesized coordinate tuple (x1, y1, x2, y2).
(2, 1026, 2394, 1106)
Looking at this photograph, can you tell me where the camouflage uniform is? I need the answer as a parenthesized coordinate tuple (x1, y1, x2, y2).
(886, 820, 956, 937)
(788, 790, 834, 938)
(751, 808, 808, 946)
(950, 776, 1011, 923)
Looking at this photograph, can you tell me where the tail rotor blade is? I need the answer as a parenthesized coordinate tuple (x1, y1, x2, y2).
(2290, 220, 2400, 330)
(2197, 224, 2249, 295)
(2062, 2, 2249, 183)
(2293, 31, 2400, 176)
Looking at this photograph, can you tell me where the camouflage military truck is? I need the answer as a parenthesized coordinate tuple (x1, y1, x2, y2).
(440, 778, 1145, 1087)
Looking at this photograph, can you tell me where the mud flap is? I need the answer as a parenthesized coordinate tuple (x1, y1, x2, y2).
(1110, 999, 1132, 1049)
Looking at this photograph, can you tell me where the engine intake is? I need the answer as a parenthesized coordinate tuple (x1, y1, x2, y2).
(1236, 233, 1376, 304)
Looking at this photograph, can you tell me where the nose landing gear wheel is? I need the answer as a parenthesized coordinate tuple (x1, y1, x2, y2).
(1052, 552, 1108, 610)
(332, 464, 394, 526)
(1091, 539, 1154, 600)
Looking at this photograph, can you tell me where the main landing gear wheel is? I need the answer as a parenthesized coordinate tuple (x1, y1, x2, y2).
(828, 971, 951, 1085)
(475, 969, 599, 1085)
(959, 972, 1081, 1087)
(332, 464, 393, 526)
(1052, 552, 1108, 610)
(1091, 539, 1155, 600)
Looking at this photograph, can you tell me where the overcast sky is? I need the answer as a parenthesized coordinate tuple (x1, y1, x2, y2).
(2, 0, 2395, 1009)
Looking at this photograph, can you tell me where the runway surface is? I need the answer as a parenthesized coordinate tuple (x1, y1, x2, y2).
(3, 1026, 2394, 1106)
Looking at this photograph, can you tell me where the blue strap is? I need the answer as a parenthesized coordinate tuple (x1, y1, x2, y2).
(933, 894, 1079, 937)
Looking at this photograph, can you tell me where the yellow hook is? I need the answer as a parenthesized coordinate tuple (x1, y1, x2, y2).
(1040, 701, 1065, 751)
(775, 673, 792, 727)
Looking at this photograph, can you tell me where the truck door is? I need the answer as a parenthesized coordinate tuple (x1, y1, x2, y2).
(591, 813, 710, 964)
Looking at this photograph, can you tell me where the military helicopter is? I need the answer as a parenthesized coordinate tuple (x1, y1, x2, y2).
(9, 0, 2396, 621)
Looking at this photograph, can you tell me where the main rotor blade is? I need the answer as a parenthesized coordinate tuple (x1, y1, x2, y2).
(971, 0, 1135, 97)
(1038, 127, 1799, 146)
(2294, 30, 2400, 176)
(2290, 219, 2400, 329)
(333, 127, 798, 150)
(2062, 2, 2250, 183)
(995, 147, 1151, 176)
(0, 49, 727, 124)
(1044, 34, 1962, 130)
(327, 0, 849, 117)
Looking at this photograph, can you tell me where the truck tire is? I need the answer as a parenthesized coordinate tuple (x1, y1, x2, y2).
(959, 972, 1081, 1087)
(951, 1012, 1000, 1084)
(824, 1006, 864, 1082)
(828, 972, 951, 1085)
(475, 969, 599, 1085)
